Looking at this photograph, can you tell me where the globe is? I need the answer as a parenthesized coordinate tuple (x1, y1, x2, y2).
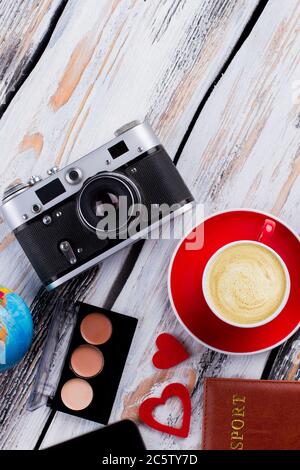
(0, 286, 33, 372)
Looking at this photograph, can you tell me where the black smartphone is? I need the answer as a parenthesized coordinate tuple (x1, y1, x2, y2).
(42, 420, 146, 452)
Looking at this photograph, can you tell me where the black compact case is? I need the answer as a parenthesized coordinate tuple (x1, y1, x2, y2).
(28, 299, 138, 425)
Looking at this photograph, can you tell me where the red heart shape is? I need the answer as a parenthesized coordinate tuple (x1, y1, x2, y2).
(139, 383, 191, 438)
(152, 333, 189, 369)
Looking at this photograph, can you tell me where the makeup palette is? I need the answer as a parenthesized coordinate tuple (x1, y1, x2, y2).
(28, 300, 138, 425)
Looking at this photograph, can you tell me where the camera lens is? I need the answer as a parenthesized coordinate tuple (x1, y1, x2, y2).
(78, 173, 141, 234)
(93, 191, 119, 216)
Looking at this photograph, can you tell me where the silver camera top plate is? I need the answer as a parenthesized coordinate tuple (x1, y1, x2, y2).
(2, 121, 160, 231)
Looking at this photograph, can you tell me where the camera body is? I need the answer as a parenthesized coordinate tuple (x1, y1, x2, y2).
(2, 121, 194, 290)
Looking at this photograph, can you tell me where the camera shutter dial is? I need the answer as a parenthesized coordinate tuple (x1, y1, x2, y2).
(114, 120, 141, 137)
(2, 181, 30, 202)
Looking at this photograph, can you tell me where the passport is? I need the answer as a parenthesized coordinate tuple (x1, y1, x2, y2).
(202, 377, 300, 450)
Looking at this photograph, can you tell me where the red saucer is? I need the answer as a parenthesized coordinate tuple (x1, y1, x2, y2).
(168, 210, 300, 354)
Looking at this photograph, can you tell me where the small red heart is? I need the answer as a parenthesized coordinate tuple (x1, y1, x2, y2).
(139, 383, 191, 438)
(152, 333, 189, 369)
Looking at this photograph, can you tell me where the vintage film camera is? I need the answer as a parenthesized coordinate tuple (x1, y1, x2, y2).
(2, 121, 194, 290)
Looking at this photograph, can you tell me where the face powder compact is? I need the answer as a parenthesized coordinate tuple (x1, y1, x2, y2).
(28, 299, 138, 425)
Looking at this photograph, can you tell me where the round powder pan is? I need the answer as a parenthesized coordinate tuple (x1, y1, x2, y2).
(61, 378, 93, 411)
(70, 344, 104, 378)
(51, 303, 138, 425)
(80, 312, 113, 345)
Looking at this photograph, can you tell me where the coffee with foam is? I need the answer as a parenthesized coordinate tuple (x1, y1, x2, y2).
(205, 243, 287, 325)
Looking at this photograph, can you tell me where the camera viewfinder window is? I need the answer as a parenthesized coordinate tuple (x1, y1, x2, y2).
(108, 141, 129, 159)
(35, 179, 66, 204)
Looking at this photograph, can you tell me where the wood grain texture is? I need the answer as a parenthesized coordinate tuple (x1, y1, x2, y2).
(40, 0, 300, 450)
(0, 0, 261, 449)
(0, 0, 67, 114)
(268, 330, 300, 381)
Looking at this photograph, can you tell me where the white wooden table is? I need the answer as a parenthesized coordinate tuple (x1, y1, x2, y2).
(0, 0, 300, 450)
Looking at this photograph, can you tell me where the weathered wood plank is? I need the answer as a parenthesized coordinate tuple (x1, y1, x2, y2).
(41, 0, 300, 450)
(0, 0, 261, 449)
(0, 0, 67, 114)
(268, 331, 300, 381)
